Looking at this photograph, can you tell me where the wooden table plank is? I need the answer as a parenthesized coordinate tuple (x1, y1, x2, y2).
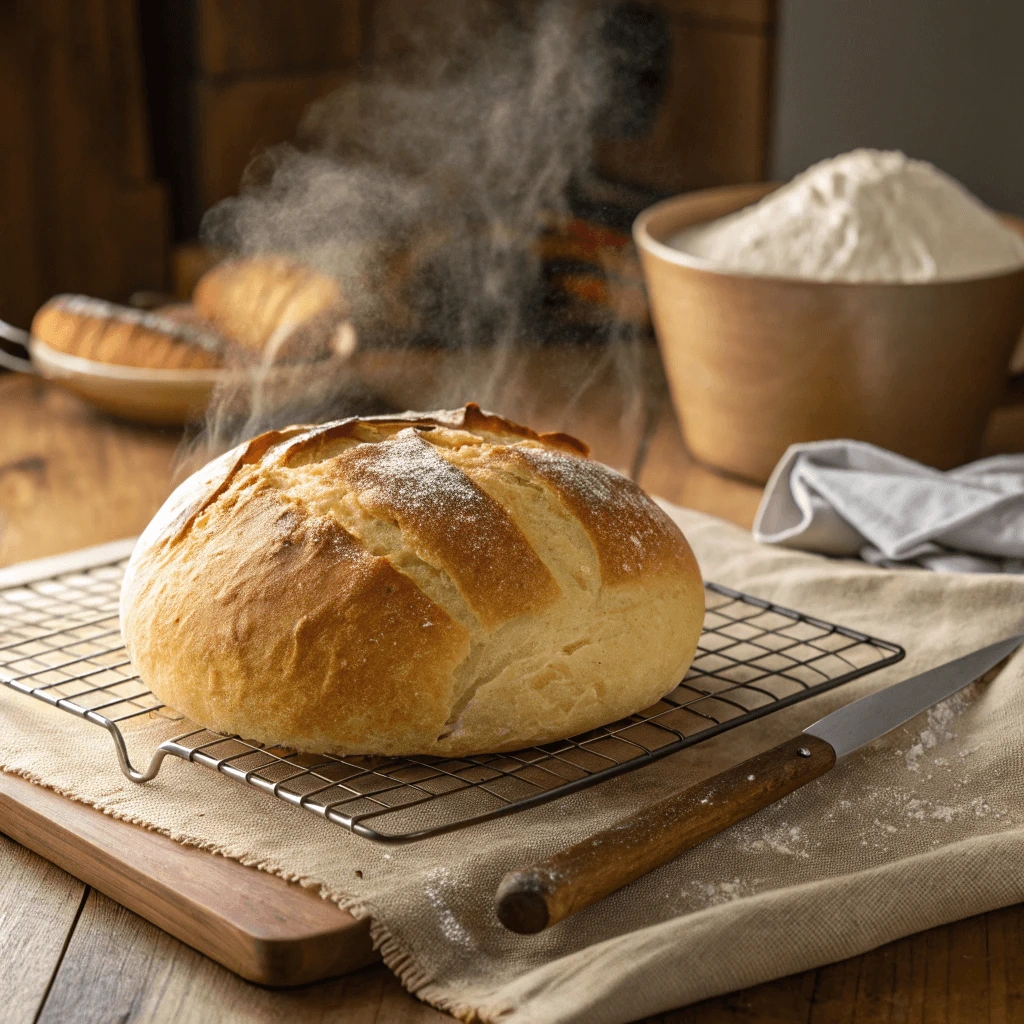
(0, 376, 178, 568)
(652, 904, 1024, 1024)
(656, 972, 816, 1023)
(0, 770, 377, 986)
(986, 902, 1024, 1023)
(0, 831, 86, 1024)
(35, 890, 450, 1024)
(637, 400, 762, 529)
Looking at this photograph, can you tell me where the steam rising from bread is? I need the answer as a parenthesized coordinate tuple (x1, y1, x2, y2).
(188, 1, 649, 471)
(207, 3, 600, 347)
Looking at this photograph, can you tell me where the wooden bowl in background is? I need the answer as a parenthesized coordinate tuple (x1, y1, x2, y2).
(634, 183, 1024, 483)
(29, 339, 221, 427)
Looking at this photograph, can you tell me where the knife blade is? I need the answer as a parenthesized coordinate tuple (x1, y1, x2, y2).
(804, 633, 1024, 758)
(496, 634, 1024, 934)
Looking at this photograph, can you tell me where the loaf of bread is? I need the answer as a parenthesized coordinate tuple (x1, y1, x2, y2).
(120, 405, 704, 756)
(192, 256, 354, 362)
(32, 295, 226, 370)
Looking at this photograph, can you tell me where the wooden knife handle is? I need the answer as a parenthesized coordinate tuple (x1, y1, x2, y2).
(495, 734, 836, 934)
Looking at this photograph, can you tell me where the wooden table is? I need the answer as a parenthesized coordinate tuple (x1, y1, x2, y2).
(4, 367, 1024, 1023)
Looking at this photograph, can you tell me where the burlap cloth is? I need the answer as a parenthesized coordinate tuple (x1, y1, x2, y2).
(3, 504, 1024, 1024)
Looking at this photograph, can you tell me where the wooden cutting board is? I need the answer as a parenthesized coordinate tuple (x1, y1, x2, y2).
(0, 540, 379, 987)
(0, 770, 379, 986)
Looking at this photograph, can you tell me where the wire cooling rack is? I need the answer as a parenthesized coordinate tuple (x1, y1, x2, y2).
(0, 540, 904, 843)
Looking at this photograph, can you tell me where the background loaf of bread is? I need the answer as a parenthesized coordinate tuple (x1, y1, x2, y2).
(120, 405, 704, 756)
(32, 295, 225, 370)
(192, 257, 354, 363)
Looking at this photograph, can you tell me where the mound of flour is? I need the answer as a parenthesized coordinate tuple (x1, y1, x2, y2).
(669, 149, 1024, 282)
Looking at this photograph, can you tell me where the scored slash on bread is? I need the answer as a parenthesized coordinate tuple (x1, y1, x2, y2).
(120, 404, 705, 757)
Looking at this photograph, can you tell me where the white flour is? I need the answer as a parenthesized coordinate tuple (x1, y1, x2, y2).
(738, 823, 811, 859)
(669, 149, 1024, 282)
(690, 878, 748, 907)
(904, 684, 974, 771)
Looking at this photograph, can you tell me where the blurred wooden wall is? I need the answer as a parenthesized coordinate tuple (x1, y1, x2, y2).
(0, 0, 774, 327)
(0, 1, 169, 328)
(159, 0, 365, 237)
(596, 0, 777, 193)
(177, 0, 777, 229)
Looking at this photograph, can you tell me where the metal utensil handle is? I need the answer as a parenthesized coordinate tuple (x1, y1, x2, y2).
(0, 319, 35, 374)
(495, 734, 836, 934)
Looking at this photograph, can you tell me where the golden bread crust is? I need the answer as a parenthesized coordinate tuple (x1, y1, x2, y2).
(32, 295, 225, 370)
(493, 445, 696, 585)
(332, 432, 561, 628)
(192, 257, 350, 358)
(129, 484, 468, 751)
(121, 404, 705, 755)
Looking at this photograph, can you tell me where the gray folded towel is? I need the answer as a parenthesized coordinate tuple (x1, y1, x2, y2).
(753, 440, 1024, 572)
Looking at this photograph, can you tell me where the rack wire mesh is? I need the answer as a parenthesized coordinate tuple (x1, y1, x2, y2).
(0, 546, 903, 842)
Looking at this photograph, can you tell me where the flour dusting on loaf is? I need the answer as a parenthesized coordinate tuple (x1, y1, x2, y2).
(120, 404, 704, 755)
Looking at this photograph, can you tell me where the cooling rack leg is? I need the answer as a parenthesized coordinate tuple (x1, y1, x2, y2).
(104, 722, 172, 783)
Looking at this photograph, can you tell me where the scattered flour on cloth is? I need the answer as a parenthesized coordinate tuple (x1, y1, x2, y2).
(8, 508, 1024, 1024)
(669, 149, 1024, 282)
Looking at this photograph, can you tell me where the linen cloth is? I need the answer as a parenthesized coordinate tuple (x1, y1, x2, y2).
(3, 505, 1024, 1024)
(754, 440, 1024, 572)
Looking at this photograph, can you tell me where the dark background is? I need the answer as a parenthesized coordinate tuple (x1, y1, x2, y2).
(1, 0, 1018, 331)
(773, 0, 1024, 217)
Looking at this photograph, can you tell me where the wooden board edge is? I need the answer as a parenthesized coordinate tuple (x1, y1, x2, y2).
(0, 771, 379, 986)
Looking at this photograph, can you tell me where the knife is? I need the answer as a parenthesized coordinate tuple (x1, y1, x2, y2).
(496, 633, 1024, 934)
